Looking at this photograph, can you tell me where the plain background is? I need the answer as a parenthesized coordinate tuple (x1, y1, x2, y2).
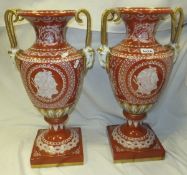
(0, 1, 187, 174)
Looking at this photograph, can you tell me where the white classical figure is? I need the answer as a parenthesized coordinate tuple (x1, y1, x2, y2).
(131, 23, 155, 43)
(38, 25, 62, 46)
(135, 66, 159, 95)
(33, 69, 58, 99)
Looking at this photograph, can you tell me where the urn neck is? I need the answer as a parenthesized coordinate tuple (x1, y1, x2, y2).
(18, 10, 75, 47)
(34, 23, 67, 47)
(122, 14, 159, 44)
(126, 20, 158, 44)
(119, 8, 172, 45)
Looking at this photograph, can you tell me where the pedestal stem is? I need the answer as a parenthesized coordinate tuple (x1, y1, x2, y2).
(44, 114, 68, 132)
(118, 111, 148, 140)
(123, 111, 146, 128)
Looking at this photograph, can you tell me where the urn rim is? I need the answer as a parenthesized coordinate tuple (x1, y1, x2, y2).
(17, 10, 76, 17)
(117, 7, 173, 14)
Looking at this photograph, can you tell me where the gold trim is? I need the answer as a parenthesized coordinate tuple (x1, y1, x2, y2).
(75, 9, 94, 71)
(31, 162, 83, 168)
(75, 9, 92, 47)
(170, 11, 176, 44)
(18, 10, 76, 16)
(4, 9, 24, 49)
(170, 7, 184, 45)
(173, 8, 184, 44)
(114, 156, 164, 163)
(101, 9, 121, 45)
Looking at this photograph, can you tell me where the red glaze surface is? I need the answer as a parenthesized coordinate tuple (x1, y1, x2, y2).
(15, 10, 85, 167)
(44, 115, 68, 125)
(106, 8, 174, 161)
(123, 111, 146, 121)
(16, 12, 85, 110)
(108, 8, 174, 105)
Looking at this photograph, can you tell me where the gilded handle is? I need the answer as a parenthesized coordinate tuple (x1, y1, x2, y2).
(170, 8, 184, 45)
(75, 9, 94, 70)
(170, 8, 184, 63)
(101, 9, 121, 45)
(98, 9, 120, 69)
(4, 9, 24, 49)
(75, 9, 91, 47)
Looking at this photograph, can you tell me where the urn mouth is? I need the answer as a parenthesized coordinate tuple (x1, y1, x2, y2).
(17, 10, 76, 17)
(117, 7, 173, 14)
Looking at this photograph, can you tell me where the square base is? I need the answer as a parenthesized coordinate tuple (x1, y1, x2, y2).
(30, 127, 83, 168)
(107, 124, 165, 163)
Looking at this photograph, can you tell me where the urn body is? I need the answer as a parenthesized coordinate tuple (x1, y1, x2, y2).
(5, 9, 94, 167)
(98, 7, 184, 162)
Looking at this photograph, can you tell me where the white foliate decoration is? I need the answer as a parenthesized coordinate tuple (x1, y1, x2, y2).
(134, 121, 139, 128)
(128, 120, 132, 126)
(53, 125, 58, 131)
(112, 125, 155, 149)
(127, 119, 143, 127)
(32, 70, 58, 99)
(50, 123, 64, 130)
(59, 124, 64, 130)
(97, 45, 110, 68)
(134, 66, 159, 95)
(36, 129, 79, 155)
(83, 46, 95, 69)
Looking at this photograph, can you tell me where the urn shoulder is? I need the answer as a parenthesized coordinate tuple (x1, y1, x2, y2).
(15, 43, 83, 63)
(110, 40, 175, 60)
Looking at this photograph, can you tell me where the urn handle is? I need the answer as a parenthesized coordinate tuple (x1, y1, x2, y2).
(170, 8, 184, 63)
(4, 9, 24, 62)
(98, 9, 120, 70)
(75, 9, 94, 70)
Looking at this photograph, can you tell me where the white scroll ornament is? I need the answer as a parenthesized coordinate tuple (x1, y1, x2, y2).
(97, 45, 110, 69)
(83, 46, 95, 69)
(8, 48, 19, 66)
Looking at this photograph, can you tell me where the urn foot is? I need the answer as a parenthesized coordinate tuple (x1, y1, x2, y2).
(30, 128, 83, 168)
(107, 124, 165, 163)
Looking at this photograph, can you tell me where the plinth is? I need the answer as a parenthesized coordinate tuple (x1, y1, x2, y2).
(107, 124, 165, 163)
(30, 127, 83, 168)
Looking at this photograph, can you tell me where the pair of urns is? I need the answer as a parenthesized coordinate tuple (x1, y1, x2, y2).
(4, 7, 184, 167)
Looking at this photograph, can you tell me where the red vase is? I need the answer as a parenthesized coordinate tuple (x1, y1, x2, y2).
(5, 9, 94, 167)
(98, 7, 184, 162)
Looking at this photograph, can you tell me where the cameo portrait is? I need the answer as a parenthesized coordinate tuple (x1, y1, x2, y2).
(134, 66, 159, 95)
(32, 70, 58, 99)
